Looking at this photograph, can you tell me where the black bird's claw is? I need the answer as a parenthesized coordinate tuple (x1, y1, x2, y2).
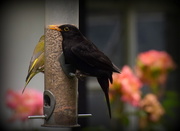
(69, 73, 76, 77)
(69, 70, 87, 80)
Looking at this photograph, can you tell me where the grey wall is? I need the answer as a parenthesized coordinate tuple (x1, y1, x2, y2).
(1, 0, 45, 129)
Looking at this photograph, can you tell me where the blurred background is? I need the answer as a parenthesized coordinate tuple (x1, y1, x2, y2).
(0, 0, 180, 130)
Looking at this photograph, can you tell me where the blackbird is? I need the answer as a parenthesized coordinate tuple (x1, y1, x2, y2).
(22, 35, 45, 93)
(49, 24, 120, 118)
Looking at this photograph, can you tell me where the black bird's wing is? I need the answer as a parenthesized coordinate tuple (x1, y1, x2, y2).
(71, 41, 114, 118)
(71, 41, 118, 73)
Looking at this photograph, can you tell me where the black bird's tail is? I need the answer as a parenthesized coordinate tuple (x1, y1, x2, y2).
(112, 63, 120, 73)
(97, 77, 111, 118)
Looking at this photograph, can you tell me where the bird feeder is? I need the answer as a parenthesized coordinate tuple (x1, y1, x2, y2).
(28, 0, 91, 128)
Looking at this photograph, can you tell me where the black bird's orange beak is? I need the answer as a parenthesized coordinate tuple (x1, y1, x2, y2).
(48, 25, 62, 31)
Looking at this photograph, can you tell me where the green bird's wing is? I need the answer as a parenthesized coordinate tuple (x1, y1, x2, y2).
(27, 35, 45, 74)
(22, 35, 45, 93)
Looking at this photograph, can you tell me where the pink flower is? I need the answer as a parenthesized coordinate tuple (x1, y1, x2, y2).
(6, 89, 43, 122)
(140, 94, 165, 122)
(136, 50, 176, 86)
(110, 65, 142, 106)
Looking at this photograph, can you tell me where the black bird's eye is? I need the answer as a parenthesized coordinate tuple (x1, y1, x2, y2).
(64, 27, 70, 31)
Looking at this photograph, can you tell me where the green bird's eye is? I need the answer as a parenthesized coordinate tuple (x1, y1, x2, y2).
(64, 27, 70, 31)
